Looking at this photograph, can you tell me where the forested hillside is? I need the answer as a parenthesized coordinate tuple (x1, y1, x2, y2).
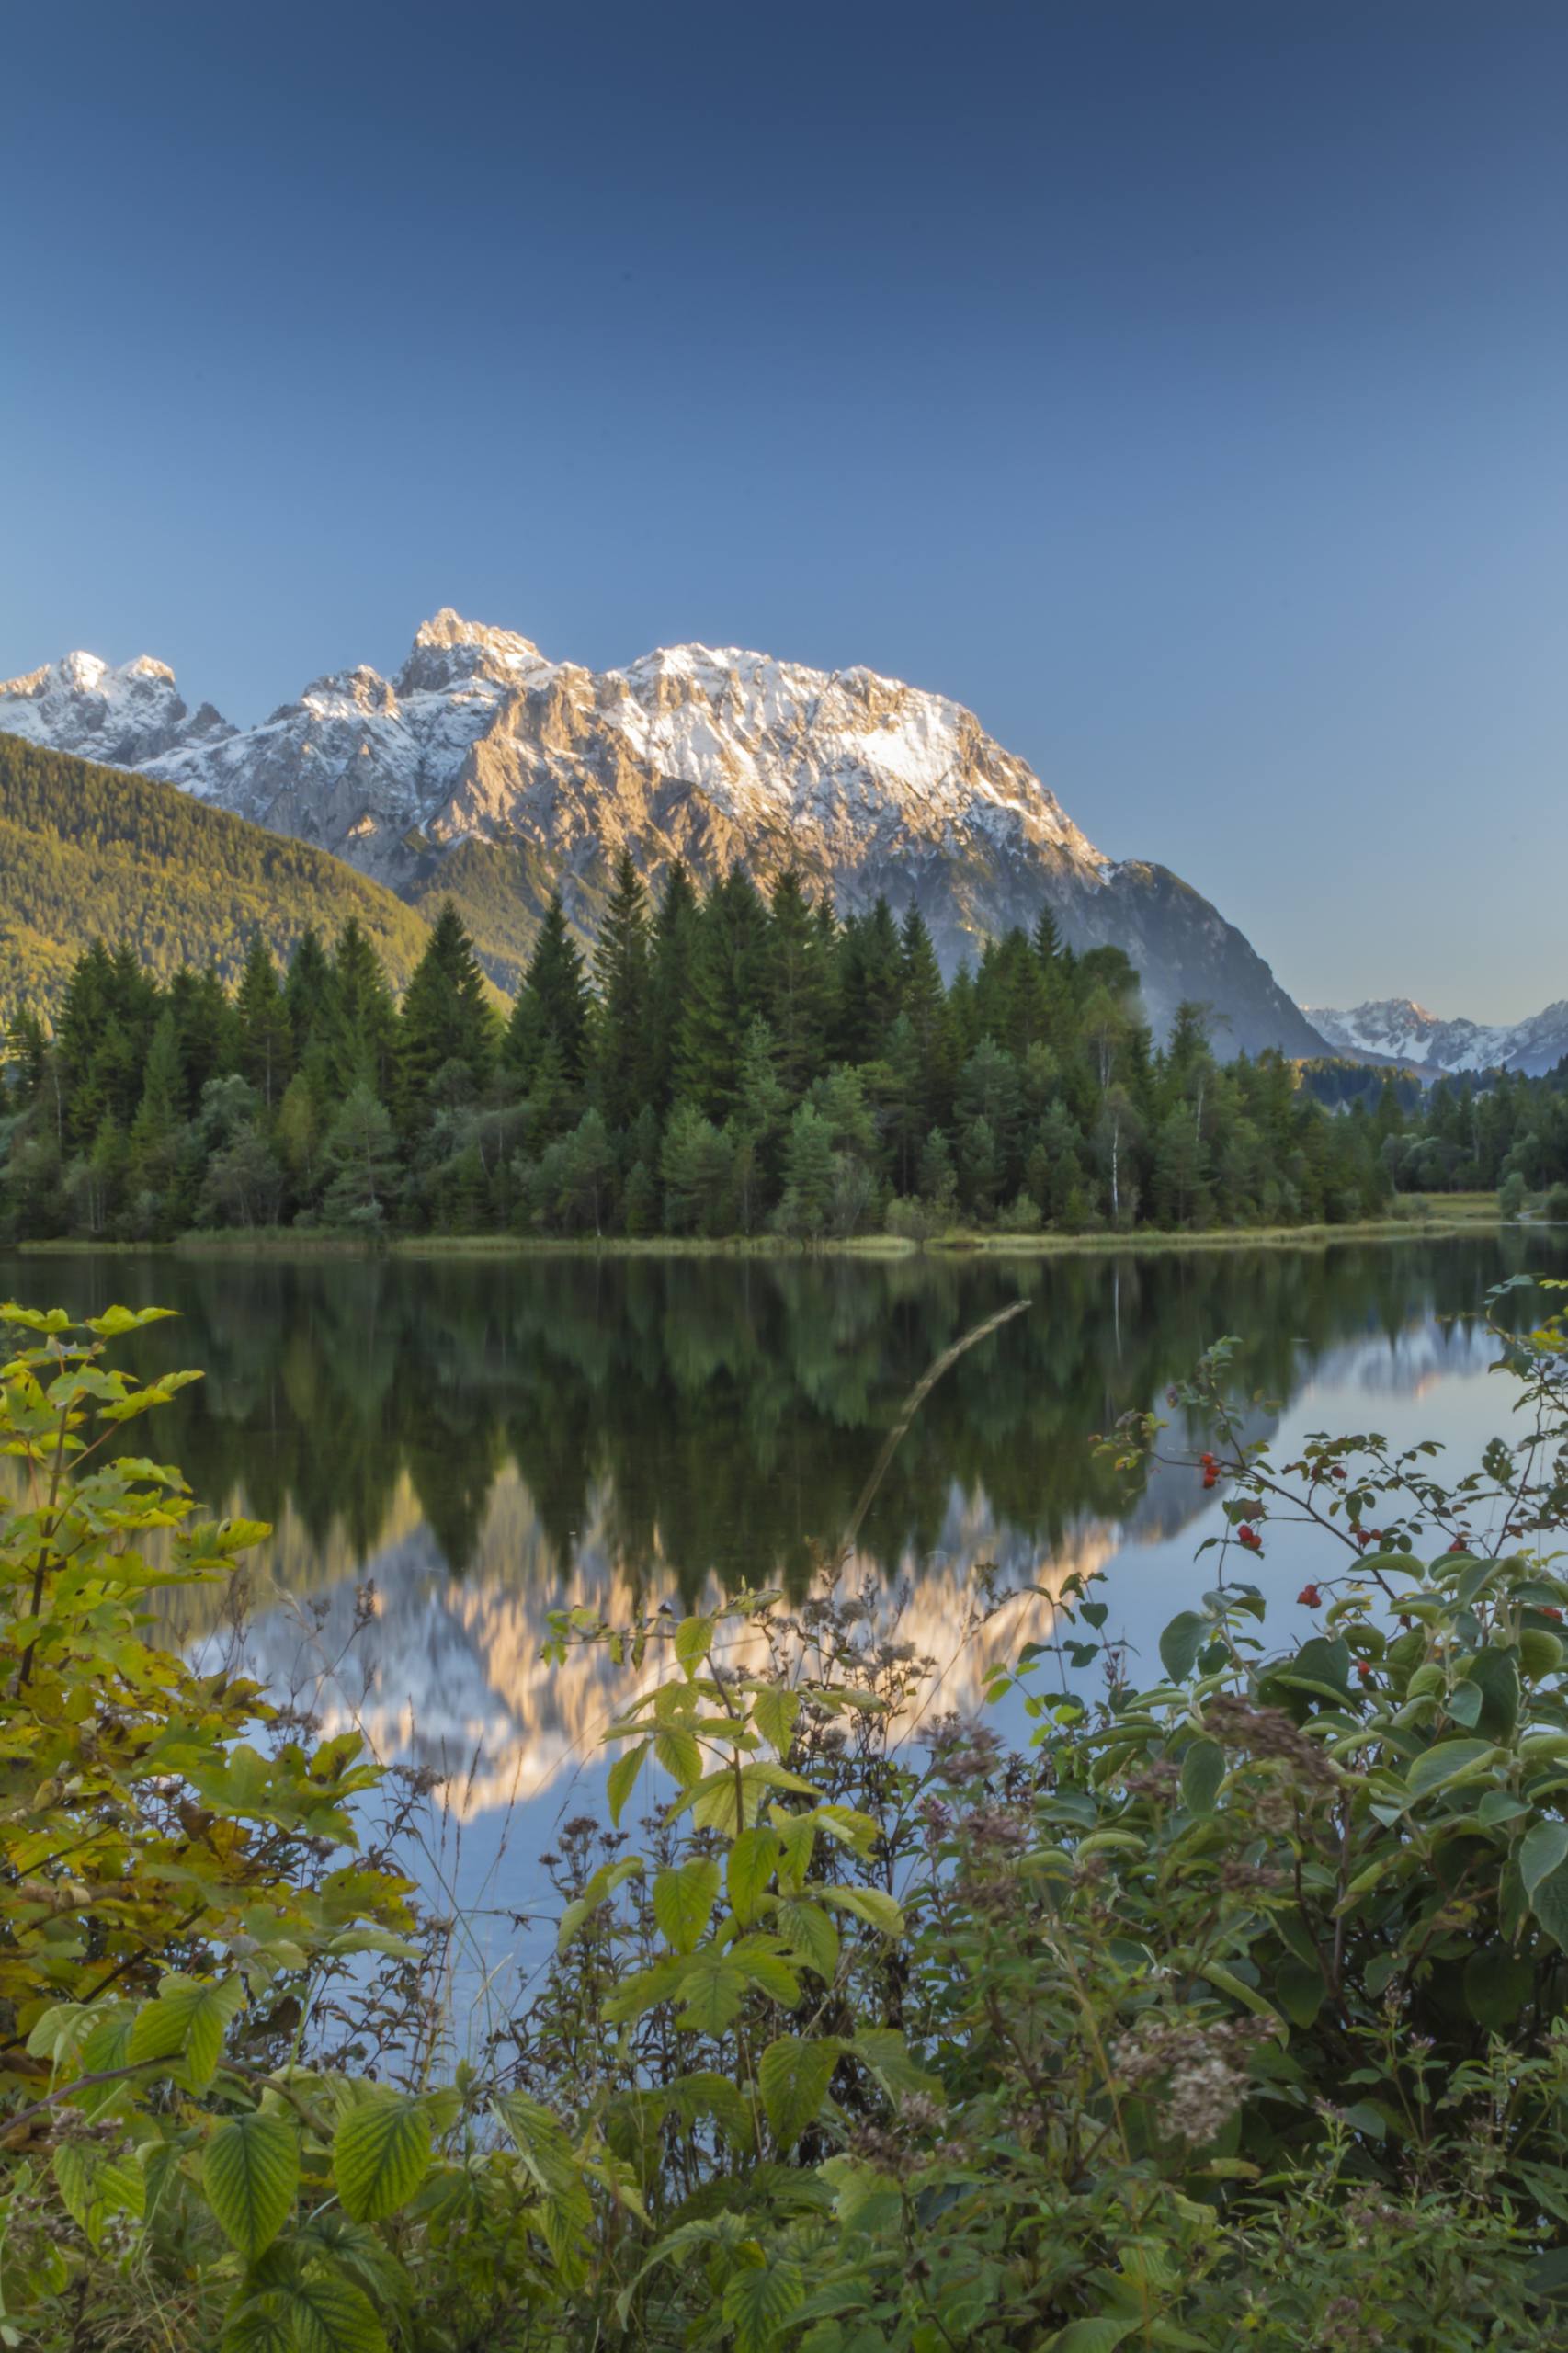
(0, 733, 435, 1006)
(1, 849, 1413, 1242)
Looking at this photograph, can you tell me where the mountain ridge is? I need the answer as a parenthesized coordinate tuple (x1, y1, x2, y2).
(1305, 996, 1568, 1078)
(3, 614, 1332, 1057)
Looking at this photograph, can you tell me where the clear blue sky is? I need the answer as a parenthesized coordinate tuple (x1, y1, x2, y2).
(5, 1, 1564, 1020)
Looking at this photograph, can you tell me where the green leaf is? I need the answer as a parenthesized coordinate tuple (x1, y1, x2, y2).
(722, 2258, 807, 2353)
(332, 2087, 433, 2222)
(203, 2109, 300, 2261)
(556, 1854, 643, 1952)
(850, 2028, 941, 2098)
(1274, 1958, 1326, 2028)
(282, 2275, 387, 2353)
(1180, 1739, 1225, 1815)
(817, 1884, 903, 1938)
(1045, 2321, 1139, 2352)
(1159, 1612, 1208, 1682)
(1403, 1738, 1498, 1802)
(495, 2091, 580, 2199)
(1519, 1819, 1568, 1901)
(1291, 1635, 1352, 1694)
(220, 2295, 296, 2353)
(1461, 1647, 1520, 1739)
(85, 1304, 177, 1337)
(653, 1725, 703, 1786)
(728, 1827, 779, 1925)
(752, 1685, 801, 1754)
(606, 1739, 650, 1825)
(759, 2036, 841, 2147)
(773, 1894, 839, 1982)
(127, 1973, 244, 2091)
(53, 2142, 143, 2247)
(1463, 1947, 1536, 2029)
(1444, 1680, 1483, 1728)
(601, 1955, 687, 2026)
(672, 1949, 749, 2034)
(772, 1808, 819, 1890)
(674, 1614, 714, 1670)
(1531, 1856, 1568, 1953)
(654, 1858, 722, 1954)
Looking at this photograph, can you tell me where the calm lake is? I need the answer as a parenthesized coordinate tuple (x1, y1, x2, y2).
(6, 1233, 1565, 1982)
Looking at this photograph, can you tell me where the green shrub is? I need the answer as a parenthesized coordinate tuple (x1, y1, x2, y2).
(7, 1279, 1568, 2349)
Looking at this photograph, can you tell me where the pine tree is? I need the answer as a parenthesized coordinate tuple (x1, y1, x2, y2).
(649, 862, 700, 1114)
(2, 1008, 49, 1106)
(899, 906, 953, 1125)
(777, 1101, 837, 1237)
(590, 853, 653, 1129)
(321, 1083, 400, 1223)
(284, 926, 334, 1061)
(329, 919, 397, 1098)
(506, 894, 590, 1102)
(128, 1011, 186, 1207)
(168, 967, 237, 1113)
(767, 869, 833, 1099)
(731, 1017, 788, 1231)
(676, 871, 772, 1120)
(833, 898, 903, 1064)
(395, 902, 498, 1133)
(236, 935, 292, 1112)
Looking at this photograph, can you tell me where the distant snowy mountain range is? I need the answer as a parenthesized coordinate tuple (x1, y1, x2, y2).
(0, 613, 1418, 1063)
(1305, 998, 1568, 1078)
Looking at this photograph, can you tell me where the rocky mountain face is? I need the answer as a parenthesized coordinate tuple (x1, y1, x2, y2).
(1306, 997, 1568, 1078)
(2, 611, 1330, 1056)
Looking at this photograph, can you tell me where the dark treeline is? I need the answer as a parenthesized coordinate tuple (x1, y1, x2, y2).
(2, 856, 1562, 1242)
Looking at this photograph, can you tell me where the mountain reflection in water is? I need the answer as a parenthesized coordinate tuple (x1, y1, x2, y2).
(1, 1235, 1560, 1824)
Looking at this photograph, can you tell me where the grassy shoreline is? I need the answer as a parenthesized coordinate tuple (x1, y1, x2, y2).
(7, 1197, 1510, 1262)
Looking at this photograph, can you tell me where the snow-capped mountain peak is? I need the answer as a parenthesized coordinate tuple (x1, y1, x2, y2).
(0, 646, 233, 769)
(1, 612, 1333, 1055)
(396, 607, 551, 697)
(1306, 995, 1568, 1077)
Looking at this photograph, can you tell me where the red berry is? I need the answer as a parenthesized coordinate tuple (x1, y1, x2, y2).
(1298, 1585, 1322, 1608)
(1448, 1539, 1467, 1554)
(1238, 1525, 1262, 1552)
(1541, 1606, 1563, 1623)
(1357, 1662, 1373, 1683)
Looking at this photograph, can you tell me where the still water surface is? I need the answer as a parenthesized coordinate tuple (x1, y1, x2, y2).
(5, 1236, 1563, 1967)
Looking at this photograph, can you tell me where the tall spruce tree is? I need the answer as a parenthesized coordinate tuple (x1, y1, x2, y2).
(590, 854, 653, 1129)
(395, 902, 498, 1133)
(236, 935, 292, 1112)
(506, 893, 591, 1108)
(833, 898, 903, 1064)
(284, 926, 334, 1060)
(329, 918, 397, 1098)
(767, 869, 833, 1100)
(648, 862, 700, 1115)
(676, 870, 772, 1120)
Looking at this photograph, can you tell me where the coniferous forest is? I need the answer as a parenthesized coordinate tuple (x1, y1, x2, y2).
(2, 852, 1565, 1245)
